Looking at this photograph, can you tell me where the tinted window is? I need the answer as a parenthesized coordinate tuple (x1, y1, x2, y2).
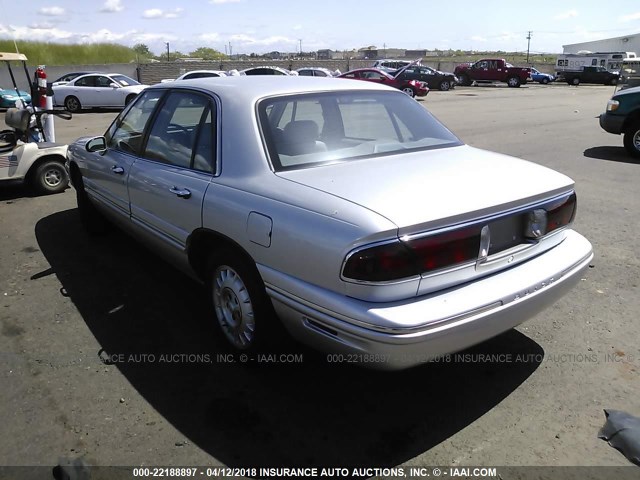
(260, 91, 461, 171)
(75, 76, 96, 87)
(95, 76, 113, 87)
(106, 90, 164, 154)
(298, 70, 314, 77)
(143, 91, 214, 171)
(185, 72, 221, 79)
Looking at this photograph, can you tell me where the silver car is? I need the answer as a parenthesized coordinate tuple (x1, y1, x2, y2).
(66, 77, 593, 370)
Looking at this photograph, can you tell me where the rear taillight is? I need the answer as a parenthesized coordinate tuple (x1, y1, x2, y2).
(546, 193, 576, 233)
(343, 226, 481, 282)
(342, 242, 419, 282)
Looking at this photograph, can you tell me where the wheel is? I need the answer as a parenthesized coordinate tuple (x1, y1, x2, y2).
(125, 94, 137, 106)
(609, 78, 618, 86)
(401, 86, 416, 97)
(207, 249, 275, 351)
(541, 77, 550, 85)
(570, 78, 580, 86)
(507, 76, 521, 88)
(623, 121, 640, 159)
(439, 80, 451, 91)
(32, 160, 69, 194)
(72, 169, 110, 234)
(64, 96, 81, 113)
(459, 74, 471, 86)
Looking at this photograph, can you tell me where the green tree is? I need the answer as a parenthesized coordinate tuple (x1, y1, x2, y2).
(189, 47, 226, 60)
(133, 43, 152, 57)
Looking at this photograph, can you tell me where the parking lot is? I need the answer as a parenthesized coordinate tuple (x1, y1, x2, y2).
(1, 83, 639, 472)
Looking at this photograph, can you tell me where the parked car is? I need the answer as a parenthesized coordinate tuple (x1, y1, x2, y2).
(66, 77, 593, 369)
(529, 68, 555, 84)
(0, 85, 31, 108)
(296, 67, 336, 77)
(51, 72, 97, 87)
(52, 73, 148, 112)
(338, 68, 428, 97)
(240, 66, 292, 76)
(559, 66, 619, 86)
(599, 85, 640, 158)
(176, 70, 227, 80)
(392, 65, 457, 91)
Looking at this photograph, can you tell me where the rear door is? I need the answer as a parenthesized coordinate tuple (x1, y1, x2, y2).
(128, 90, 216, 250)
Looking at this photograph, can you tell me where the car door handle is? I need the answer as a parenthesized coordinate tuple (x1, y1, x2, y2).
(169, 187, 192, 199)
(111, 166, 124, 174)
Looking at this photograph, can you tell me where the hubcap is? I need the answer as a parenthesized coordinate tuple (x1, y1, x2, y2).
(44, 168, 62, 187)
(402, 87, 414, 97)
(213, 266, 255, 349)
(441, 81, 450, 91)
(67, 98, 78, 110)
(634, 130, 640, 151)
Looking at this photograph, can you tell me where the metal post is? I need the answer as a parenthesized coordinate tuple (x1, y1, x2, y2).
(526, 31, 532, 64)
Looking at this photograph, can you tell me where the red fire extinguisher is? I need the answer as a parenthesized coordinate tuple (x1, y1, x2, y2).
(34, 66, 47, 109)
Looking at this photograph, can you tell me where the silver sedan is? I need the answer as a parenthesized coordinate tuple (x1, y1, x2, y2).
(66, 77, 593, 370)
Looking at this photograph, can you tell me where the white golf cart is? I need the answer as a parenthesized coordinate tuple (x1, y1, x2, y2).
(0, 52, 71, 194)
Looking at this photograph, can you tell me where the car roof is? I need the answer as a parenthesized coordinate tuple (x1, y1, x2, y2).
(148, 75, 398, 101)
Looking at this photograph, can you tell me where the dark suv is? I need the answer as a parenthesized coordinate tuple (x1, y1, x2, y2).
(392, 65, 458, 91)
(599, 85, 640, 158)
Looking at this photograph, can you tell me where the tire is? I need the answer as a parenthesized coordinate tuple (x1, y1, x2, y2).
(439, 80, 451, 91)
(623, 121, 640, 159)
(125, 94, 136, 106)
(64, 96, 81, 113)
(458, 74, 471, 86)
(570, 78, 580, 86)
(541, 77, 550, 85)
(207, 249, 275, 351)
(402, 86, 416, 97)
(73, 169, 110, 235)
(507, 76, 521, 88)
(609, 78, 618, 86)
(32, 160, 69, 194)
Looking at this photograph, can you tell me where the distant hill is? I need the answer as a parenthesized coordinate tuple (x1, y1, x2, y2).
(0, 40, 137, 65)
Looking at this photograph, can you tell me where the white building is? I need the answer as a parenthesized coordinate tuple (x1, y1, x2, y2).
(563, 33, 640, 55)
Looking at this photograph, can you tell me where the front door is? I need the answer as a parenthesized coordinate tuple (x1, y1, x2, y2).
(83, 89, 164, 218)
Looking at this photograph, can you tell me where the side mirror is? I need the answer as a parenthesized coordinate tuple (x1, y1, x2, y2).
(86, 136, 107, 153)
(109, 83, 120, 88)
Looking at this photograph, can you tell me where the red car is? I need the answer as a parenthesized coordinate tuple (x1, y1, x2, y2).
(338, 68, 429, 98)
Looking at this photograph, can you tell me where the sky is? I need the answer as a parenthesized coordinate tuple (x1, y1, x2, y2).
(0, 0, 640, 56)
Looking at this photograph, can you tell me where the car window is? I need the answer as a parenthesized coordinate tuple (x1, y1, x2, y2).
(143, 91, 214, 171)
(185, 72, 220, 79)
(260, 91, 461, 171)
(298, 70, 313, 77)
(106, 90, 164, 155)
(75, 76, 96, 87)
(95, 76, 113, 88)
(362, 71, 386, 80)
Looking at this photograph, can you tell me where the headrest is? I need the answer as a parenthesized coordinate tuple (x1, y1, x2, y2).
(283, 120, 319, 143)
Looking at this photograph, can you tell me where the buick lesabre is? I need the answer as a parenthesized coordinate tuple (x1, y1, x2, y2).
(66, 76, 593, 369)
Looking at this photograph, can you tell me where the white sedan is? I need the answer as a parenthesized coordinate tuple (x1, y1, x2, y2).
(53, 73, 148, 112)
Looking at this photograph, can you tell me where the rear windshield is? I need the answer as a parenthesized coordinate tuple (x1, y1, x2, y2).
(258, 91, 461, 171)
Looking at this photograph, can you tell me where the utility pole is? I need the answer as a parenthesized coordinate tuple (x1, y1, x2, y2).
(526, 31, 532, 64)
(165, 42, 170, 61)
(299, 39, 302, 56)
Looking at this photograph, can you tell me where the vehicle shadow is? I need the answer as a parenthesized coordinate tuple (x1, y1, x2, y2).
(584, 146, 638, 164)
(0, 184, 69, 201)
(35, 209, 544, 468)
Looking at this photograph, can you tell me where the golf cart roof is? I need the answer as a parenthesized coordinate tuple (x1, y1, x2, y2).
(0, 52, 28, 62)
